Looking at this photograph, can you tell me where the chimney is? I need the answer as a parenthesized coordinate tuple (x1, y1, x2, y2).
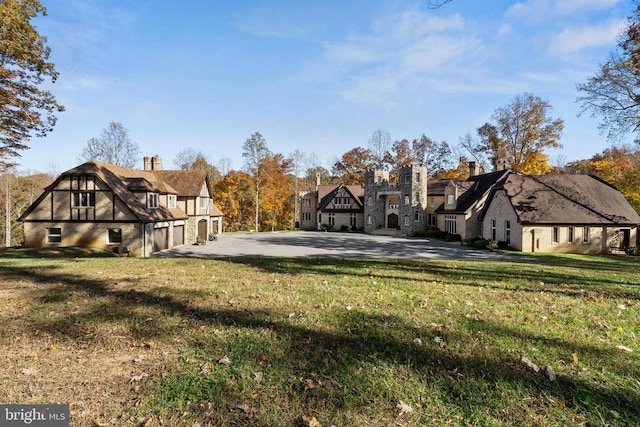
(315, 172, 321, 191)
(143, 156, 152, 171)
(468, 161, 480, 177)
(151, 155, 162, 171)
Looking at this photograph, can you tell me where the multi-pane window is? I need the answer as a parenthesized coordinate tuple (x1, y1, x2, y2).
(444, 215, 457, 234)
(302, 212, 311, 221)
(446, 194, 455, 206)
(568, 227, 575, 243)
(505, 220, 511, 244)
(198, 197, 208, 214)
(168, 195, 177, 209)
(72, 192, 95, 207)
(350, 213, 357, 227)
(582, 227, 590, 243)
(47, 227, 61, 244)
(552, 227, 559, 243)
(302, 198, 311, 207)
(107, 228, 122, 244)
(427, 214, 437, 227)
(148, 193, 159, 209)
(328, 212, 335, 226)
(491, 219, 497, 241)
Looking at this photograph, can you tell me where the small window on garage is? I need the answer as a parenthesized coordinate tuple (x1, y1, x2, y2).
(47, 227, 61, 244)
(107, 228, 122, 244)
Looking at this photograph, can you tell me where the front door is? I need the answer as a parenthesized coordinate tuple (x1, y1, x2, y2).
(621, 229, 631, 248)
(388, 213, 398, 229)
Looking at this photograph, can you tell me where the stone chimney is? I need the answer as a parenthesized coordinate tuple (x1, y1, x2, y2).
(152, 155, 162, 171)
(143, 156, 152, 171)
(468, 161, 480, 177)
(492, 157, 510, 172)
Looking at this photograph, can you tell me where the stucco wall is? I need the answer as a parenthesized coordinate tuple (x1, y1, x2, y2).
(23, 222, 143, 255)
(481, 190, 522, 249)
(522, 225, 637, 254)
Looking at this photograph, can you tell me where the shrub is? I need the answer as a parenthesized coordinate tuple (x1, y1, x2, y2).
(473, 239, 488, 249)
(497, 240, 510, 250)
(340, 225, 349, 232)
(413, 230, 427, 238)
(445, 233, 462, 242)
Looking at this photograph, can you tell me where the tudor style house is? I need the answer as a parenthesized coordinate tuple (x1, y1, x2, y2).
(299, 174, 365, 230)
(19, 156, 223, 257)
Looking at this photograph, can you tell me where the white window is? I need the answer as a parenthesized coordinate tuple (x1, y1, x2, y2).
(367, 215, 372, 225)
(328, 212, 335, 226)
(582, 227, 590, 243)
(148, 193, 159, 209)
(491, 219, 497, 241)
(107, 228, 122, 244)
(350, 213, 357, 227)
(73, 192, 95, 207)
(505, 220, 511, 244)
(199, 197, 208, 214)
(444, 215, 457, 234)
(568, 227, 574, 243)
(404, 195, 410, 205)
(47, 227, 61, 244)
(168, 195, 177, 209)
(367, 196, 373, 206)
(446, 194, 455, 206)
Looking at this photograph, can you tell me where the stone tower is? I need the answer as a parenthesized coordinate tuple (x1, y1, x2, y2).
(364, 165, 427, 236)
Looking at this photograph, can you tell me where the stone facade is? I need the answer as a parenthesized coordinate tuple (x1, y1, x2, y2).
(364, 165, 428, 236)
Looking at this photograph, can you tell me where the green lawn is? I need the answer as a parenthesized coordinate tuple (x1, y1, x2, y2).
(0, 248, 639, 426)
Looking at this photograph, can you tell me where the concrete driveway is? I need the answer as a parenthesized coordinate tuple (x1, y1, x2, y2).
(155, 231, 511, 259)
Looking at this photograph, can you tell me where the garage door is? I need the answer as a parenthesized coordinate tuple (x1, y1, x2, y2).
(173, 225, 184, 247)
(153, 227, 168, 252)
(198, 219, 207, 241)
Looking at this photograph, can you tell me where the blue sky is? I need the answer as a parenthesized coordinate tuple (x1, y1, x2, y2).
(17, 0, 633, 174)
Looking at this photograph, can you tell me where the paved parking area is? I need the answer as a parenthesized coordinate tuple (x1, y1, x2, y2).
(155, 231, 511, 259)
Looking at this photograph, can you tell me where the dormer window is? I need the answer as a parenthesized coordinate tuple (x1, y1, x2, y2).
(148, 193, 159, 209)
(446, 194, 455, 206)
(168, 195, 177, 209)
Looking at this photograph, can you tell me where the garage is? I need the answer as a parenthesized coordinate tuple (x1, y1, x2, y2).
(153, 227, 168, 252)
(198, 219, 208, 241)
(173, 225, 184, 247)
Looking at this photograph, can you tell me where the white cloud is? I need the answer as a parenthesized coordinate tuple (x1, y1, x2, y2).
(506, 0, 621, 22)
(306, 8, 481, 105)
(497, 24, 512, 38)
(549, 19, 626, 54)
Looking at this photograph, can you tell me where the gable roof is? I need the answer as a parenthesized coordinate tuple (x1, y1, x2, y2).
(318, 184, 365, 211)
(19, 160, 199, 223)
(435, 170, 511, 214)
(489, 173, 640, 225)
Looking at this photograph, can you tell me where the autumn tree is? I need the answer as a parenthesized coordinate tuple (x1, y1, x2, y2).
(577, 2, 640, 143)
(476, 93, 563, 174)
(79, 122, 140, 167)
(333, 147, 373, 185)
(213, 170, 254, 232)
(173, 148, 221, 183)
(260, 153, 294, 231)
(0, 0, 64, 168)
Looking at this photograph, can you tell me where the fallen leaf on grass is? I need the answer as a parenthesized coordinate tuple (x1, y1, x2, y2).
(218, 355, 231, 365)
(552, 398, 566, 409)
(302, 415, 321, 427)
(21, 368, 36, 376)
(304, 379, 316, 390)
(231, 403, 252, 414)
(397, 400, 414, 415)
(616, 345, 633, 352)
(521, 356, 540, 373)
(129, 372, 149, 383)
(572, 353, 579, 365)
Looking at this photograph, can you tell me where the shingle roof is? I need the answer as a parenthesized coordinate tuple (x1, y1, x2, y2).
(499, 173, 640, 225)
(152, 170, 210, 197)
